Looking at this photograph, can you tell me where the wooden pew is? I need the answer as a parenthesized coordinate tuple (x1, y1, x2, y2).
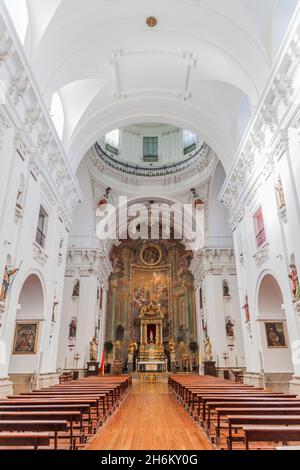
(243, 426, 300, 450)
(0, 420, 67, 450)
(214, 407, 300, 441)
(227, 416, 300, 450)
(0, 432, 50, 450)
(0, 411, 82, 449)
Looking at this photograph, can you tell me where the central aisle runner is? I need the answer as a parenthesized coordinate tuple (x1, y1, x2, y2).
(85, 379, 213, 450)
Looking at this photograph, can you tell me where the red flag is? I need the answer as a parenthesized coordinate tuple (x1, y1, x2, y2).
(100, 352, 105, 376)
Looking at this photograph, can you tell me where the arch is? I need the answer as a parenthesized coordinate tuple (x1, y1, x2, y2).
(68, 97, 236, 174)
(256, 272, 293, 374)
(96, 195, 205, 255)
(15, 273, 45, 321)
(9, 273, 45, 386)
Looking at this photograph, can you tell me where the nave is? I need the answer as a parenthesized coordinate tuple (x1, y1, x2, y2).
(85, 379, 212, 451)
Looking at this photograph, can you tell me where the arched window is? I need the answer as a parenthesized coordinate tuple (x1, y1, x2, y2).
(183, 130, 198, 155)
(4, 0, 29, 45)
(50, 92, 64, 139)
(105, 129, 120, 155)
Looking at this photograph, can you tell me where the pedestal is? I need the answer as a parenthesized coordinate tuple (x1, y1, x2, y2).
(203, 361, 216, 377)
(86, 361, 100, 376)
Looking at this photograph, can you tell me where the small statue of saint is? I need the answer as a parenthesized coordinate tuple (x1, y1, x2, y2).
(223, 281, 230, 297)
(90, 337, 98, 362)
(289, 264, 300, 301)
(128, 340, 138, 355)
(68, 317, 77, 339)
(226, 318, 234, 337)
(275, 177, 286, 209)
(168, 339, 176, 354)
(243, 295, 250, 322)
(204, 337, 213, 362)
(0, 265, 19, 302)
(72, 281, 80, 298)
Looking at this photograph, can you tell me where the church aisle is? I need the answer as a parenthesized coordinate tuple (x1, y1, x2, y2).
(85, 379, 213, 451)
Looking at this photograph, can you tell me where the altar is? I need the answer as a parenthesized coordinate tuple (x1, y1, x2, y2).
(138, 361, 166, 373)
(132, 302, 166, 371)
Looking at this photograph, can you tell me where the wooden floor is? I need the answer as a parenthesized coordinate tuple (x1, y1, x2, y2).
(85, 379, 213, 451)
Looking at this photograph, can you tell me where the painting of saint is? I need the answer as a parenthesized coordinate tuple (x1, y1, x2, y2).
(265, 322, 287, 348)
(13, 322, 39, 355)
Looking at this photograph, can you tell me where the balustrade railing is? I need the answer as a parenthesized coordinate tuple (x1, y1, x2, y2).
(94, 142, 208, 177)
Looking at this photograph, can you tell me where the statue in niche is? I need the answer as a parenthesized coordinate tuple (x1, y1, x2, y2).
(115, 324, 125, 341)
(68, 317, 77, 339)
(289, 264, 300, 301)
(204, 337, 213, 362)
(177, 324, 187, 343)
(243, 295, 250, 322)
(90, 337, 99, 362)
(225, 318, 234, 337)
(128, 340, 138, 355)
(72, 280, 80, 298)
(111, 255, 124, 274)
(223, 280, 230, 297)
(275, 177, 286, 209)
(169, 339, 176, 354)
(0, 265, 19, 302)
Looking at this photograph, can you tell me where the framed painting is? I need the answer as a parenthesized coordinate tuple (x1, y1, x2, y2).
(264, 322, 287, 349)
(13, 322, 39, 355)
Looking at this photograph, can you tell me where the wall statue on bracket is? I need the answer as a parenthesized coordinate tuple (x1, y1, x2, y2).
(275, 177, 286, 210)
(289, 264, 300, 301)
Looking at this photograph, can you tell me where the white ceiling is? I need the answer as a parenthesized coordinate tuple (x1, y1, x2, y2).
(5, 0, 300, 173)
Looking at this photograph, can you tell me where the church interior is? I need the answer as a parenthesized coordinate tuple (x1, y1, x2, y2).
(1, 0, 300, 453)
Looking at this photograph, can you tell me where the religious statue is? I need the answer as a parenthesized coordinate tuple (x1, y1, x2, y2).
(223, 280, 230, 297)
(204, 337, 213, 362)
(0, 265, 19, 302)
(111, 256, 124, 274)
(275, 177, 286, 209)
(90, 337, 98, 362)
(289, 264, 300, 301)
(72, 280, 80, 298)
(168, 339, 176, 354)
(68, 317, 77, 339)
(225, 318, 234, 337)
(128, 340, 138, 355)
(243, 295, 250, 322)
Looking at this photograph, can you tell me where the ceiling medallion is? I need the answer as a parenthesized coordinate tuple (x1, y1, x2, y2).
(146, 17, 158, 28)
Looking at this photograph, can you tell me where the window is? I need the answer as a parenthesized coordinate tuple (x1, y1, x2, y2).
(143, 137, 159, 162)
(36, 207, 48, 248)
(253, 207, 266, 248)
(105, 130, 120, 155)
(183, 130, 197, 155)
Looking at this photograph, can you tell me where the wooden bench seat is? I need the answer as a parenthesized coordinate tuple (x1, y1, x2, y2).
(0, 420, 67, 450)
(243, 426, 300, 450)
(227, 416, 300, 450)
(0, 432, 50, 450)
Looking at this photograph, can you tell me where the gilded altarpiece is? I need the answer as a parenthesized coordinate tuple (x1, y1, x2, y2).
(105, 240, 196, 366)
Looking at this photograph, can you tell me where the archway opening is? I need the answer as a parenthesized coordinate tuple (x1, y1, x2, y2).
(8, 274, 44, 394)
(257, 274, 293, 390)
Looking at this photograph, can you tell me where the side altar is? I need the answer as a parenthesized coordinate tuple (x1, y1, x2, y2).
(128, 302, 166, 372)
